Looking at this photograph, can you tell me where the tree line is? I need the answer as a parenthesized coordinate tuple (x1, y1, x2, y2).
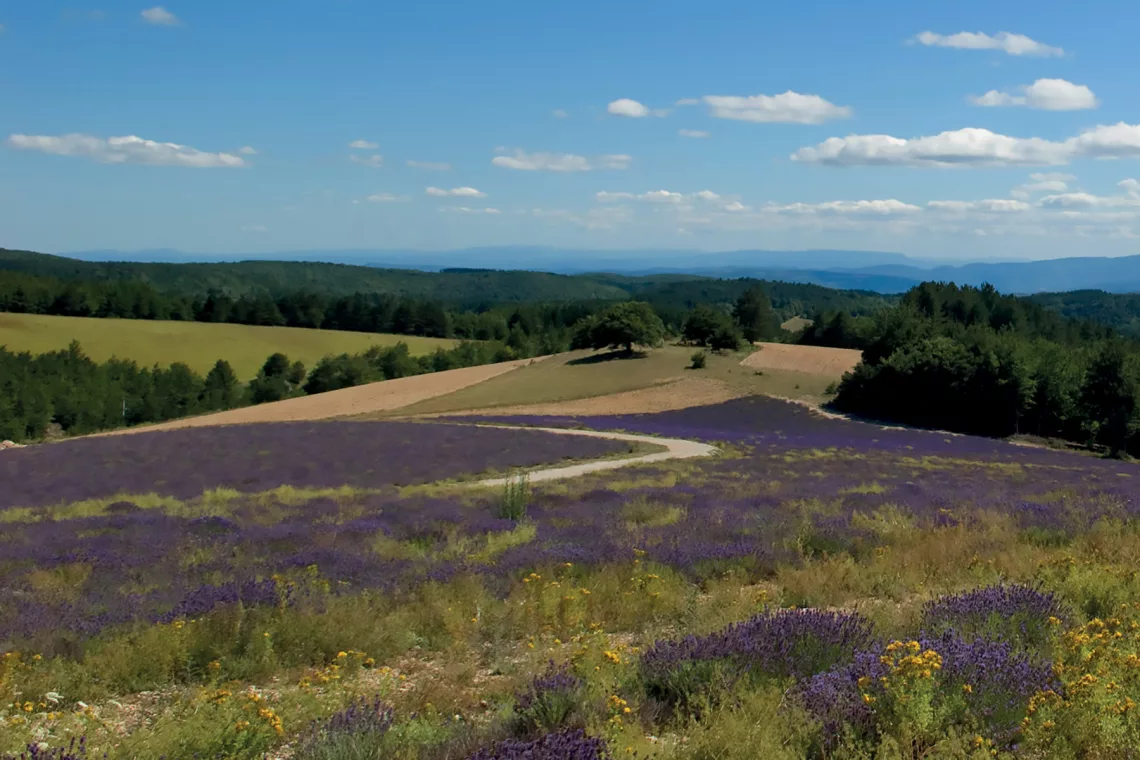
(0, 338, 516, 442)
(808, 282, 1140, 456)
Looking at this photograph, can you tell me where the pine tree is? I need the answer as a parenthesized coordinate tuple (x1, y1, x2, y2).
(733, 286, 777, 343)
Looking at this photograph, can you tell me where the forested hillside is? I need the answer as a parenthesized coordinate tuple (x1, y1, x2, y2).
(1026, 290, 1140, 339)
(811, 282, 1137, 455)
(0, 248, 894, 318)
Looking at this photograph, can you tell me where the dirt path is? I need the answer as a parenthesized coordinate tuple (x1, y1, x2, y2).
(473, 425, 718, 487)
(93, 360, 540, 436)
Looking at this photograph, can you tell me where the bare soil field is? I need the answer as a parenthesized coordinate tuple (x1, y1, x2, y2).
(430, 376, 746, 418)
(94, 359, 538, 435)
(741, 342, 862, 376)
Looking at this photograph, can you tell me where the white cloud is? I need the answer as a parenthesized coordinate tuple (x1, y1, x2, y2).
(365, 193, 409, 203)
(702, 91, 851, 124)
(927, 199, 1031, 212)
(913, 31, 1063, 57)
(426, 186, 485, 198)
(596, 188, 747, 212)
(349, 154, 384, 168)
(598, 154, 631, 169)
(446, 206, 501, 215)
(971, 79, 1098, 111)
(349, 139, 379, 150)
(763, 199, 921, 215)
(493, 149, 629, 172)
(552, 109, 569, 119)
(1038, 192, 1140, 209)
(792, 125, 1140, 168)
(679, 129, 710, 138)
(141, 6, 180, 25)
(240, 224, 268, 233)
(608, 98, 652, 118)
(493, 150, 590, 172)
(1067, 123, 1140, 159)
(6, 133, 245, 167)
(238, 146, 258, 155)
(1120, 178, 1140, 196)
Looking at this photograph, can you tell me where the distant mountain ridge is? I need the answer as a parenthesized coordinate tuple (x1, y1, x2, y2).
(58, 246, 1140, 294)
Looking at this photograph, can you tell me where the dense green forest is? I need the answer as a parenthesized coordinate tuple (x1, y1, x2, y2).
(819, 282, 1139, 455)
(1026, 290, 1140, 340)
(0, 248, 892, 321)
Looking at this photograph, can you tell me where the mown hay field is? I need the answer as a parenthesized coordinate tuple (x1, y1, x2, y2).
(0, 313, 455, 379)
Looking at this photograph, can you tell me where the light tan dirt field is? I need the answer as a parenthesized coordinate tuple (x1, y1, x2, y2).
(741, 342, 863, 376)
(427, 376, 746, 418)
(93, 359, 538, 436)
(780, 316, 814, 332)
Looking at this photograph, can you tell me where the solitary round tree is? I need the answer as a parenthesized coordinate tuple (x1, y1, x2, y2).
(572, 301, 666, 354)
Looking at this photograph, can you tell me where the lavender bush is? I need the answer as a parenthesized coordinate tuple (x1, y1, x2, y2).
(1, 739, 90, 760)
(511, 661, 589, 736)
(293, 697, 394, 760)
(465, 729, 609, 760)
(640, 609, 873, 708)
(922, 583, 1068, 650)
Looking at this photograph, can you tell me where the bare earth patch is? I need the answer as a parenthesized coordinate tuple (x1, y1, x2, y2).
(95, 359, 539, 435)
(427, 377, 745, 418)
(741, 342, 862, 376)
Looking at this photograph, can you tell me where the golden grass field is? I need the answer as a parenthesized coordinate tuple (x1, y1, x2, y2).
(0, 313, 455, 379)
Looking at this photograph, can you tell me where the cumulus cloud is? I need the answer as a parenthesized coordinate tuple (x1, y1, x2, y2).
(927, 199, 1032, 212)
(349, 154, 384, 168)
(913, 31, 1063, 56)
(608, 98, 651, 118)
(971, 79, 1098, 110)
(679, 129, 710, 138)
(141, 6, 180, 25)
(552, 109, 569, 119)
(762, 199, 921, 215)
(349, 139, 379, 150)
(793, 124, 1140, 168)
(426, 186, 485, 198)
(406, 160, 450, 171)
(493, 149, 629, 172)
(1038, 191, 1140, 209)
(365, 193, 409, 202)
(6, 133, 245, 167)
(702, 91, 851, 124)
(238, 146, 258, 155)
(1121, 178, 1140, 196)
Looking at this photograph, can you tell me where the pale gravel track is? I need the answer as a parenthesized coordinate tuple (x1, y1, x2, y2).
(473, 425, 717, 487)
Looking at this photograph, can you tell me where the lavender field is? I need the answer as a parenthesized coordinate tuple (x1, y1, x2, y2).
(5, 398, 1140, 759)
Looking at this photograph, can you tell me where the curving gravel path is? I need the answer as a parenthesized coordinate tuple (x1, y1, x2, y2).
(474, 425, 718, 487)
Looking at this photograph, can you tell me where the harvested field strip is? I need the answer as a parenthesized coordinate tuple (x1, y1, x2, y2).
(92, 359, 538, 435)
(741, 342, 862, 376)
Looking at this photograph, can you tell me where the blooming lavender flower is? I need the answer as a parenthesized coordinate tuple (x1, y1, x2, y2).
(512, 661, 588, 736)
(922, 584, 1068, 650)
(465, 729, 610, 760)
(1, 738, 90, 760)
(641, 609, 873, 707)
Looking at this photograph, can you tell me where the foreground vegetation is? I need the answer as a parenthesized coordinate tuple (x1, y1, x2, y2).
(5, 399, 1140, 758)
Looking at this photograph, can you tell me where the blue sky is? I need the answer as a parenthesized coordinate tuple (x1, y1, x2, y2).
(3, 0, 1140, 260)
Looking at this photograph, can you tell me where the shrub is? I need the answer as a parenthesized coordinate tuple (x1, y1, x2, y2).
(466, 729, 610, 760)
(689, 351, 707, 370)
(498, 473, 531, 521)
(921, 583, 1067, 651)
(293, 697, 395, 760)
(512, 661, 589, 736)
(640, 609, 874, 709)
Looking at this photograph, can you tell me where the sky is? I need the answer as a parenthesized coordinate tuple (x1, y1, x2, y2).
(4, 1, 1140, 261)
